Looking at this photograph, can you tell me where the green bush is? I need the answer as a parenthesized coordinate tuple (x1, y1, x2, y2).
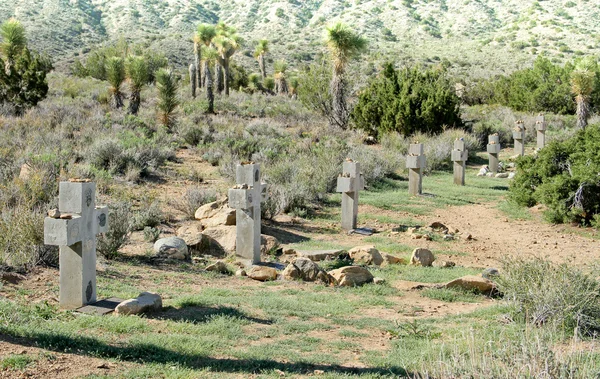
(351, 63, 461, 137)
(97, 201, 132, 259)
(509, 124, 600, 224)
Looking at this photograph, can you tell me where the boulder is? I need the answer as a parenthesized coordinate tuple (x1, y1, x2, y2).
(247, 266, 278, 281)
(296, 249, 346, 262)
(195, 200, 236, 227)
(206, 260, 229, 274)
(328, 266, 373, 287)
(348, 246, 383, 266)
(153, 237, 189, 260)
(115, 292, 162, 315)
(176, 223, 204, 249)
(433, 260, 456, 268)
(292, 257, 322, 281)
(381, 252, 406, 265)
(261, 235, 280, 255)
(282, 264, 301, 280)
(373, 277, 386, 285)
(444, 275, 495, 293)
(410, 248, 435, 267)
(482, 268, 500, 280)
(201, 226, 236, 256)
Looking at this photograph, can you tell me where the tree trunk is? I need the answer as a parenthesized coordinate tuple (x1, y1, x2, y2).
(330, 70, 348, 129)
(111, 90, 124, 109)
(205, 62, 214, 114)
(189, 63, 197, 98)
(576, 95, 589, 129)
(215, 63, 223, 94)
(259, 54, 266, 80)
(201, 61, 206, 88)
(194, 41, 201, 92)
(128, 90, 140, 115)
(223, 60, 230, 96)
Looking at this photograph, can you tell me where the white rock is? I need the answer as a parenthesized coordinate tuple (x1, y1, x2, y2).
(154, 237, 189, 260)
(115, 292, 162, 315)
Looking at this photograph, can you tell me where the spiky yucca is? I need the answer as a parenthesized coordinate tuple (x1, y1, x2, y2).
(273, 60, 288, 95)
(125, 56, 148, 115)
(201, 46, 218, 113)
(254, 39, 269, 80)
(194, 24, 216, 89)
(156, 68, 179, 129)
(571, 57, 597, 129)
(324, 22, 367, 129)
(213, 23, 242, 96)
(0, 18, 26, 74)
(289, 77, 299, 99)
(106, 56, 126, 109)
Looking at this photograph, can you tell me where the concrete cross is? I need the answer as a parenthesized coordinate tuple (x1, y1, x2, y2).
(44, 181, 109, 309)
(535, 113, 546, 149)
(451, 139, 468, 186)
(486, 134, 501, 173)
(336, 160, 365, 231)
(406, 143, 425, 196)
(513, 120, 525, 156)
(228, 163, 268, 264)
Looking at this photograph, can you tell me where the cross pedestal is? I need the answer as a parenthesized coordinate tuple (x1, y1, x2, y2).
(228, 163, 267, 265)
(336, 160, 365, 231)
(487, 135, 501, 173)
(536, 113, 546, 149)
(513, 120, 525, 156)
(44, 181, 108, 310)
(451, 139, 468, 186)
(406, 143, 425, 196)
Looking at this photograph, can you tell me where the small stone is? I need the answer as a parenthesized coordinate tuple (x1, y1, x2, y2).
(47, 209, 61, 218)
(261, 235, 280, 255)
(380, 252, 406, 265)
(328, 266, 373, 287)
(348, 245, 383, 266)
(432, 260, 456, 268)
(206, 260, 229, 274)
(373, 277, 385, 285)
(115, 292, 162, 315)
(410, 248, 435, 267)
(235, 269, 247, 277)
(153, 237, 189, 260)
(508, 172, 516, 179)
(495, 173, 509, 178)
(443, 234, 454, 241)
(485, 172, 494, 177)
(282, 264, 301, 280)
(444, 275, 495, 294)
(247, 266, 277, 281)
(482, 268, 500, 280)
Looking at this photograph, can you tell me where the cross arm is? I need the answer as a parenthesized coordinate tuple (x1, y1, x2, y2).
(44, 215, 83, 246)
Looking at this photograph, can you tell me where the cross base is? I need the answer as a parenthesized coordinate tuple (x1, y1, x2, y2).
(75, 297, 124, 316)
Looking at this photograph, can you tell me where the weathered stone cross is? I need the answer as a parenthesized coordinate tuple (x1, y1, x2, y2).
(513, 120, 525, 156)
(451, 139, 468, 186)
(336, 159, 365, 231)
(44, 181, 109, 309)
(406, 143, 425, 196)
(228, 163, 268, 264)
(487, 134, 500, 173)
(536, 113, 546, 149)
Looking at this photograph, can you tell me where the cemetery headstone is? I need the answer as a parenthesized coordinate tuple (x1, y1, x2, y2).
(513, 120, 525, 156)
(451, 138, 468, 186)
(336, 159, 365, 231)
(406, 143, 425, 196)
(44, 180, 109, 309)
(228, 163, 268, 264)
(535, 113, 546, 149)
(486, 134, 501, 173)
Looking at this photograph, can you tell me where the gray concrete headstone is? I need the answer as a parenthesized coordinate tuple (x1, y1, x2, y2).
(228, 163, 267, 264)
(336, 160, 365, 230)
(451, 139, 468, 186)
(513, 120, 525, 156)
(486, 135, 501, 173)
(406, 143, 425, 196)
(44, 181, 109, 309)
(536, 113, 546, 149)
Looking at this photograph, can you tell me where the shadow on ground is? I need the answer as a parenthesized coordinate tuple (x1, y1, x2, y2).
(148, 305, 274, 325)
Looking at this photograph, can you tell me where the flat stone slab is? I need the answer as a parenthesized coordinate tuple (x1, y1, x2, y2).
(348, 228, 374, 236)
(76, 298, 124, 316)
(296, 249, 346, 262)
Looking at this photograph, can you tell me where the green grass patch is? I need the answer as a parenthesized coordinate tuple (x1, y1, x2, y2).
(497, 200, 532, 220)
(0, 354, 36, 370)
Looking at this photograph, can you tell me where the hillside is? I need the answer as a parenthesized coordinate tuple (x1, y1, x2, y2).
(1, 0, 599, 78)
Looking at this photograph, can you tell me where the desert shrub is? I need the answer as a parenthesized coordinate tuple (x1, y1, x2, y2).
(97, 201, 132, 259)
(297, 61, 332, 119)
(172, 187, 216, 219)
(497, 257, 600, 336)
(143, 227, 160, 243)
(131, 200, 163, 231)
(351, 63, 461, 137)
(509, 124, 600, 224)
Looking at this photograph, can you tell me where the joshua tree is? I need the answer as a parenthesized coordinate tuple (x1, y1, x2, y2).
(571, 57, 597, 129)
(324, 22, 367, 129)
(106, 56, 126, 109)
(189, 63, 196, 98)
(0, 18, 26, 74)
(289, 77, 299, 100)
(254, 39, 269, 80)
(156, 68, 179, 129)
(202, 46, 218, 114)
(125, 55, 148, 115)
(195, 24, 216, 89)
(273, 60, 288, 95)
(213, 22, 242, 96)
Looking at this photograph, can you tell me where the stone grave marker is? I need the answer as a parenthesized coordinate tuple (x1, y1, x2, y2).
(44, 180, 109, 310)
(336, 159, 365, 231)
(536, 113, 546, 149)
(487, 134, 500, 173)
(228, 163, 268, 264)
(451, 138, 468, 186)
(513, 120, 525, 156)
(406, 143, 425, 196)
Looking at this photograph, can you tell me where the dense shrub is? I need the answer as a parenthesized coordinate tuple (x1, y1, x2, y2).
(97, 201, 132, 259)
(351, 63, 461, 137)
(509, 124, 600, 224)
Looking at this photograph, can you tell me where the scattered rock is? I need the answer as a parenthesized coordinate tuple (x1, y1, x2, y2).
(261, 235, 280, 255)
(380, 252, 406, 265)
(206, 260, 229, 274)
(348, 246, 383, 266)
(410, 248, 435, 267)
(293, 257, 323, 281)
(279, 249, 298, 263)
(47, 209, 61, 218)
(433, 260, 456, 268)
(485, 172, 494, 177)
(508, 172, 516, 179)
(1, 272, 26, 284)
(235, 269, 247, 277)
(328, 266, 373, 287)
(115, 292, 162, 315)
(373, 277, 386, 285)
(444, 275, 495, 294)
(495, 173, 509, 178)
(482, 268, 500, 280)
(477, 166, 489, 176)
(201, 225, 236, 256)
(194, 199, 236, 227)
(153, 237, 189, 260)
(296, 249, 346, 262)
(247, 266, 278, 281)
(176, 223, 204, 249)
(443, 234, 454, 241)
(282, 263, 301, 280)
(429, 222, 448, 232)
(18, 163, 31, 181)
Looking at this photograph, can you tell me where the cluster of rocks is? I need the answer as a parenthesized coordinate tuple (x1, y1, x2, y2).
(477, 165, 516, 179)
(402, 222, 473, 242)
